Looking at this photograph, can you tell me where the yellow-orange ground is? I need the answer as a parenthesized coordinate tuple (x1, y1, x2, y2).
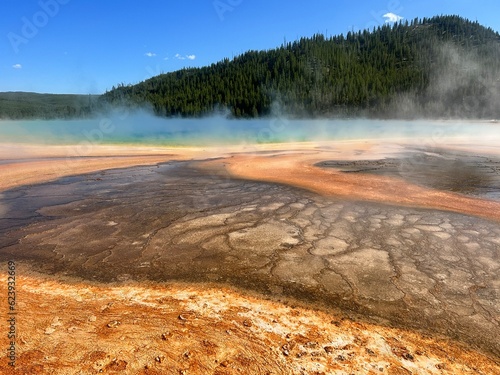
(1, 141, 499, 373)
(1, 265, 498, 374)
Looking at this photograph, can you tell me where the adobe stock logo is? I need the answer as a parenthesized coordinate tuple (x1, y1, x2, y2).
(213, 0, 242, 21)
(7, 0, 70, 54)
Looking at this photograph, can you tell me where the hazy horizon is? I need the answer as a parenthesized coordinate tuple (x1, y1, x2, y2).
(1, 115, 499, 148)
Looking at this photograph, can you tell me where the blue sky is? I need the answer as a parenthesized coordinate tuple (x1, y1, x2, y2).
(2, 0, 499, 94)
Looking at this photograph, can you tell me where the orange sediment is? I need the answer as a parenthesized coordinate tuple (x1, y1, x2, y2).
(0, 266, 498, 374)
(202, 152, 500, 222)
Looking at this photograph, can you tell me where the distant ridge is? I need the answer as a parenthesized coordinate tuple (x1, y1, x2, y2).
(0, 92, 98, 120)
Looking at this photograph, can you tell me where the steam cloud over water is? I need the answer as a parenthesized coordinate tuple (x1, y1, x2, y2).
(1, 111, 500, 149)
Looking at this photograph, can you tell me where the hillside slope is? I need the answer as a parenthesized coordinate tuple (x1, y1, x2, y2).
(101, 15, 500, 119)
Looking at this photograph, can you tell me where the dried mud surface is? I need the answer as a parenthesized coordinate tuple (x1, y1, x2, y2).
(1, 148, 499, 359)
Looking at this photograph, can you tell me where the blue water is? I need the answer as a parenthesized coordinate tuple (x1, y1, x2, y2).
(0, 113, 497, 146)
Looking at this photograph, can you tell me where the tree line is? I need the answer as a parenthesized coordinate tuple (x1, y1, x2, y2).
(0, 92, 97, 120)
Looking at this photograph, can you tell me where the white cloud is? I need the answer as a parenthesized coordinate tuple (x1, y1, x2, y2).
(383, 12, 403, 23)
(12, 64, 22, 69)
(163, 57, 169, 60)
(145, 52, 156, 57)
(174, 53, 196, 61)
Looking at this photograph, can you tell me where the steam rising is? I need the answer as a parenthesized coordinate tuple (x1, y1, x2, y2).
(2, 40, 500, 159)
(391, 42, 500, 119)
(2, 34, 499, 152)
(1, 109, 499, 151)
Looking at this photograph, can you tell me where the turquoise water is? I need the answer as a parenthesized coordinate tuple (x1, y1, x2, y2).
(0, 113, 497, 146)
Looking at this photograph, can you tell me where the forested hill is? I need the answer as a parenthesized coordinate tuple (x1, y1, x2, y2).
(2, 16, 499, 120)
(102, 15, 500, 119)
